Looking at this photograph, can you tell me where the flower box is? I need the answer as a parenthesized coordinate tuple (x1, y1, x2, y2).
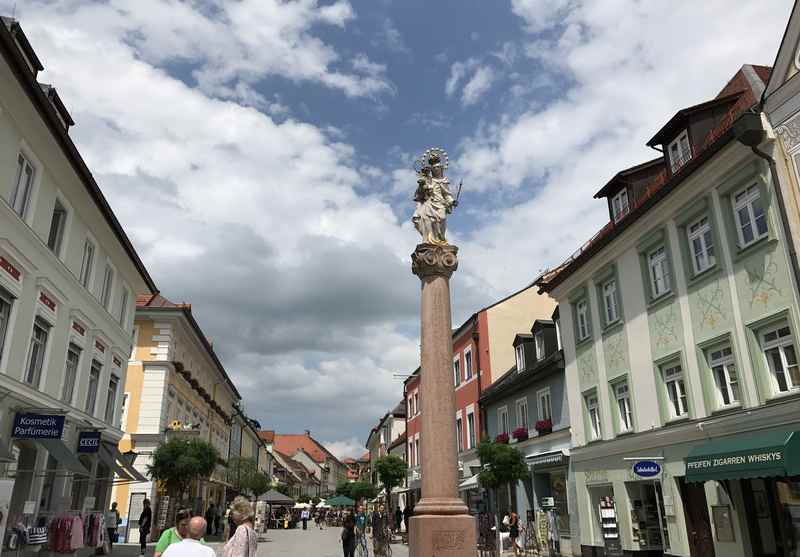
(535, 419, 553, 435)
(512, 427, 529, 441)
(495, 432, 509, 444)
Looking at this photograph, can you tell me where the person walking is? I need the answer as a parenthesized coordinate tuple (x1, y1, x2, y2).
(354, 505, 368, 557)
(221, 497, 257, 557)
(508, 511, 523, 556)
(138, 499, 152, 556)
(341, 513, 356, 557)
(301, 508, 309, 530)
(213, 506, 221, 536)
(161, 518, 214, 557)
(394, 507, 402, 534)
(371, 504, 388, 556)
(154, 509, 202, 557)
(204, 504, 215, 537)
(402, 505, 411, 540)
(105, 502, 120, 553)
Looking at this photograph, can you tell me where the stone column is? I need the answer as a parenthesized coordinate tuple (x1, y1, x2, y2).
(409, 243, 476, 557)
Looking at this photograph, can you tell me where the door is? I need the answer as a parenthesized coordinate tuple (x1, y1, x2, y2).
(678, 478, 715, 557)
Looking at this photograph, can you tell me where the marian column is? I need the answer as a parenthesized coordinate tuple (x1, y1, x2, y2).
(409, 148, 476, 556)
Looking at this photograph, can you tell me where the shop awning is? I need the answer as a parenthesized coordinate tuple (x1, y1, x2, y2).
(35, 439, 89, 475)
(685, 430, 800, 483)
(98, 443, 134, 481)
(458, 474, 479, 491)
(102, 443, 148, 482)
(526, 450, 567, 468)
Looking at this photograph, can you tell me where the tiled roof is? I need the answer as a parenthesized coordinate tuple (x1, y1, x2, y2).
(273, 433, 342, 466)
(388, 432, 407, 451)
(258, 430, 275, 443)
(136, 293, 190, 309)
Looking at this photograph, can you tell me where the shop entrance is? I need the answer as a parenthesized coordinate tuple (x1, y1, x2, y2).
(677, 478, 715, 557)
(741, 477, 800, 557)
(625, 481, 669, 553)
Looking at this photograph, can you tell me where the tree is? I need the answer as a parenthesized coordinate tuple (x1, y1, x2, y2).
(336, 480, 353, 499)
(249, 471, 271, 500)
(337, 480, 378, 502)
(148, 438, 220, 506)
(375, 455, 407, 513)
(274, 482, 294, 497)
(477, 441, 528, 516)
(226, 457, 259, 495)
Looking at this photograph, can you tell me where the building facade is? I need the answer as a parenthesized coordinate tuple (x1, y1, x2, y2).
(114, 294, 239, 538)
(366, 401, 406, 486)
(0, 16, 154, 551)
(273, 431, 345, 496)
(538, 65, 800, 557)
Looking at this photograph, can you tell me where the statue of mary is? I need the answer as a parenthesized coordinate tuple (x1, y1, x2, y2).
(412, 149, 457, 245)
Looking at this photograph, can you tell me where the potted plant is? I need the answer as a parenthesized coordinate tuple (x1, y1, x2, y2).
(495, 432, 509, 444)
(512, 427, 529, 442)
(535, 419, 553, 435)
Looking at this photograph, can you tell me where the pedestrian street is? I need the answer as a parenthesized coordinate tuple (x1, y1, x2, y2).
(257, 527, 409, 557)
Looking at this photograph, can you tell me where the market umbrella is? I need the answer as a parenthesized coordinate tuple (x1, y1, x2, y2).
(327, 495, 356, 507)
(256, 489, 296, 506)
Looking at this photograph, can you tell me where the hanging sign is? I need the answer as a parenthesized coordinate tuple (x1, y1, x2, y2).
(11, 413, 64, 439)
(77, 431, 101, 453)
(632, 460, 662, 478)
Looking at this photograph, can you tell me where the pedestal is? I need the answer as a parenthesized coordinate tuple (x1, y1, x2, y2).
(410, 243, 477, 557)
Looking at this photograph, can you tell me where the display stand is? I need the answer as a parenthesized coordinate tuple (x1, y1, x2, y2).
(598, 497, 623, 557)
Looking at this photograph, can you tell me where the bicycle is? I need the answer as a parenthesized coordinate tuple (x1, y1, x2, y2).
(373, 526, 393, 557)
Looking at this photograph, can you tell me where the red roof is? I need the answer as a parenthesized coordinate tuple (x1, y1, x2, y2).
(136, 293, 190, 309)
(258, 430, 275, 443)
(273, 433, 342, 465)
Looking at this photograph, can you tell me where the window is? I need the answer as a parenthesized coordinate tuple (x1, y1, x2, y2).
(576, 299, 590, 341)
(733, 184, 768, 248)
(614, 382, 633, 432)
(47, 200, 67, 255)
(498, 406, 509, 435)
(535, 331, 545, 361)
(611, 189, 629, 223)
(407, 395, 414, 416)
(668, 130, 692, 173)
(516, 398, 529, 430)
(105, 374, 119, 423)
(413, 392, 419, 416)
(79, 240, 95, 288)
(464, 349, 473, 380)
(86, 361, 101, 415)
(414, 438, 420, 466)
(25, 318, 49, 387)
(648, 246, 671, 298)
(663, 364, 688, 418)
(515, 344, 525, 371)
(585, 393, 601, 441)
(466, 411, 475, 449)
(555, 318, 562, 351)
(762, 324, 800, 394)
(708, 346, 740, 407)
(119, 288, 129, 327)
(0, 287, 12, 362)
(453, 357, 461, 386)
(456, 416, 463, 452)
(62, 344, 81, 403)
(120, 393, 130, 429)
(10, 153, 35, 218)
(408, 441, 415, 467)
(537, 388, 552, 421)
(100, 264, 114, 309)
(602, 279, 619, 323)
(687, 216, 715, 274)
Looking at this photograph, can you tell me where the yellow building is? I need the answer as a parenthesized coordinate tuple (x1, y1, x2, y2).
(112, 293, 239, 540)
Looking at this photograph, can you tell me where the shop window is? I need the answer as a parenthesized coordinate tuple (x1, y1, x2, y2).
(761, 323, 800, 394)
(627, 481, 670, 551)
(707, 346, 740, 408)
(39, 455, 58, 511)
(662, 363, 688, 419)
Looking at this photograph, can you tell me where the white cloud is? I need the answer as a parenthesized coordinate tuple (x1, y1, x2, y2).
(324, 437, 366, 460)
(462, 65, 496, 106)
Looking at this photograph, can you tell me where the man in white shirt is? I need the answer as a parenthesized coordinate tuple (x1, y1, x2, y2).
(162, 517, 215, 557)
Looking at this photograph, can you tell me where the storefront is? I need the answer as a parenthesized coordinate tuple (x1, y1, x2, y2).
(686, 429, 800, 557)
(528, 450, 572, 555)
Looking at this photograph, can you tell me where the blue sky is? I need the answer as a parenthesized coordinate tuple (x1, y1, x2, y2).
(2, 0, 793, 458)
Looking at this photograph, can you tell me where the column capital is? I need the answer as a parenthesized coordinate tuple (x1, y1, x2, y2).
(411, 243, 458, 279)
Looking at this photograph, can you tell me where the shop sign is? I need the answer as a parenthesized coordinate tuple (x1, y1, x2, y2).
(11, 413, 64, 439)
(77, 431, 101, 453)
(632, 460, 661, 478)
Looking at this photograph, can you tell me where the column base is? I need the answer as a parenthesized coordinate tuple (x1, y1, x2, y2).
(409, 513, 477, 557)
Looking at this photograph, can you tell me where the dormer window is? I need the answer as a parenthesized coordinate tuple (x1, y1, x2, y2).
(668, 130, 692, 173)
(535, 331, 545, 361)
(611, 189, 629, 223)
(515, 344, 525, 372)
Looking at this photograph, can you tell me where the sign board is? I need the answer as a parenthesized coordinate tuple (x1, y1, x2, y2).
(12, 414, 64, 439)
(77, 431, 101, 453)
(23, 501, 36, 515)
(540, 497, 555, 508)
(632, 460, 661, 478)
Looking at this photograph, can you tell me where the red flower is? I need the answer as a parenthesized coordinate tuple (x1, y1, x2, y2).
(512, 427, 529, 440)
(535, 419, 553, 432)
(495, 432, 509, 444)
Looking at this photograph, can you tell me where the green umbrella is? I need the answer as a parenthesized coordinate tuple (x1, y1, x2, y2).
(327, 495, 356, 507)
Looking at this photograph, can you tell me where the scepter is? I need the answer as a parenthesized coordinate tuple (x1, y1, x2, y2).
(455, 180, 463, 204)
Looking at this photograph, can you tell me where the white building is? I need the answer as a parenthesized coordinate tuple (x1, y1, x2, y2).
(0, 15, 155, 548)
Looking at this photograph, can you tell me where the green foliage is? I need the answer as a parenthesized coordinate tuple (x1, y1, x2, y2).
(148, 438, 219, 502)
(249, 472, 271, 499)
(336, 480, 352, 498)
(311, 496, 321, 505)
(477, 441, 528, 489)
(274, 482, 293, 497)
(297, 495, 311, 504)
(226, 457, 259, 494)
(337, 480, 377, 502)
(375, 455, 407, 497)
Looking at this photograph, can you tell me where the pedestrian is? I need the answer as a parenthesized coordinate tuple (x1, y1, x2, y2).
(227, 507, 236, 540)
(105, 502, 120, 552)
(301, 508, 309, 530)
(138, 499, 152, 556)
(341, 513, 356, 557)
(204, 504, 215, 537)
(222, 497, 257, 557)
(214, 506, 221, 536)
(154, 509, 203, 557)
(394, 507, 402, 533)
(354, 505, 368, 557)
(508, 511, 523, 556)
(402, 505, 411, 538)
(371, 504, 388, 556)
(161, 517, 214, 557)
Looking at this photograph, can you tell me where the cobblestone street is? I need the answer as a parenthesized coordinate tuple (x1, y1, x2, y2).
(257, 528, 409, 557)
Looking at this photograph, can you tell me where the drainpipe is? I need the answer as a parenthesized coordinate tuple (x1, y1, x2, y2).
(733, 111, 800, 302)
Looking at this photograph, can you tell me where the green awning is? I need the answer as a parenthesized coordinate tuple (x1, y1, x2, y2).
(685, 430, 800, 483)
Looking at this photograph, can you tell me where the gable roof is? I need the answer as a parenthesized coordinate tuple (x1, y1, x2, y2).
(388, 431, 408, 451)
(258, 430, 275, 443)
(593, 158, 665, 199)
(765, 1, 800, 101)
(273, 433, 342, 466)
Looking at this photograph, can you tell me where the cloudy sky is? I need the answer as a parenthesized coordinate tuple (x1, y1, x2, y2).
(3, 0, 793, 458)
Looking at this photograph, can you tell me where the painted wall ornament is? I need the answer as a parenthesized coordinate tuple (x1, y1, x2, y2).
(745, 253, 782, 308)
(412, 147, 459, 245)
(696, 279, 726, 329)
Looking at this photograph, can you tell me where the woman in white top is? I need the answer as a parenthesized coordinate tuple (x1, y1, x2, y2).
(221, 497, 257, 557)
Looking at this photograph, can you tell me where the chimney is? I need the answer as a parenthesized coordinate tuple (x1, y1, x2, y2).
(305, 429, 311, 437)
